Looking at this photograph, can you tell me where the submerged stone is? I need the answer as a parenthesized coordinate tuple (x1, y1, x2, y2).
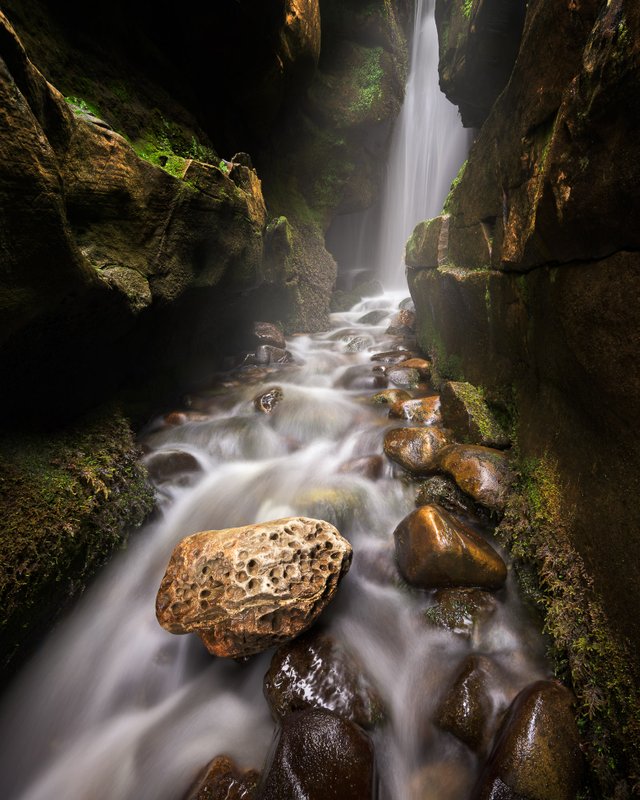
(259, 709, 375, 800)
(264, 630, 385, 728)
(383, 427, 449, 474)
(370, 389, 412, 405)
(338, 455, 384, 480)
(358, 309, 389, 325)
(155, 516, 352, 658)
(473, 681, 583, 800)
(424, 587, 498, 637)
(144, 449, 202, 486)
(393, 504, 507, 589)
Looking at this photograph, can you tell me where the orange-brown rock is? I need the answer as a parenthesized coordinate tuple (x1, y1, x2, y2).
(389, 396, 440, 424)
(436, 445, 514, 513)
(397, 357, 431, 377)
(473, 681, 583, 800)
(371, 389, 412, 405)
(264, 630, 384, 728)
(383, 427, 449, 474)
(155, 517, 352, 658)
(252, 321, 286, 350)
(386, 309, 416, 335)
(185, 755, 259, 800)
(393, 504, 507, 589)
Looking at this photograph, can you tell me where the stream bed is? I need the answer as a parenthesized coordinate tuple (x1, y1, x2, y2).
(0, 292, 551, 800)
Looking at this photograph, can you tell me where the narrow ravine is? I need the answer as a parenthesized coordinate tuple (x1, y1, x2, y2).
(0, 293, 551, 799)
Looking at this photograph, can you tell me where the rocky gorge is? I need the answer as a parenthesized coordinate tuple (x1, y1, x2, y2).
(0, 0, 639, 798)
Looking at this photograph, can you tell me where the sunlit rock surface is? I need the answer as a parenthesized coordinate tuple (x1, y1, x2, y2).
(156, 516, 352, 658)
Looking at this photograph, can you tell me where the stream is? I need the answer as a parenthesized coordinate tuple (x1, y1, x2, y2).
(0, 292, 550, 799)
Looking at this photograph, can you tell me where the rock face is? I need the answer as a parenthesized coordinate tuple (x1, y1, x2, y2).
(383, 427, 449, 474)
(258, 709, 375, 800)
(155, 517, 352, 658)
(440, 382, 509, 449)
(264, 630, 384, 728)
(393, 504, 507, 589)
(435, 445, 514, 514)
(473, 681, 583, 800)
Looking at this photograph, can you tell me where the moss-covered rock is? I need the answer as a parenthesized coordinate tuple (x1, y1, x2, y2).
(0, 407, 153, 677)
(440, 381, 509, 449)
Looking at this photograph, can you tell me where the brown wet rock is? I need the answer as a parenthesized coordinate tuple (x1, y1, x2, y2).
(264, 630, 384, 729)
(397, 357, 431, 377)
(253, 322, 286, 351)
(383, 427, 449, 474)
(253, 387, 284, 414)
(473, 681, 583, 800)
(386, 367, 421, 389)
(424, 588, 498, 637)
(440, 382, 509, 449)
(436, 655, 501, 753)
(415, 475, 478, 518)
(436, 445, 514, 514)
(185, 755, 259, 800)
(144, 449, 201, 486)
(155, 517, 352, 658)
(393, 505, 507, 589)
(371, 389, 412, 406)
(386, 309, 416, 336)
(338, 455, 384, 481)
(370, 349, 417, 364)
(255, 346, 294, 366)
(258, 709, 375, 800)
(389, 396, 440, 425)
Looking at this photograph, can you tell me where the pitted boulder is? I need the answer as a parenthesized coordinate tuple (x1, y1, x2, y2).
(156, 517, 352, 658)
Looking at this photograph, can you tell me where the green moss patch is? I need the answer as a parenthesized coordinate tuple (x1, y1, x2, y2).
(497, 456, 640, 797)
(0, 408, 154, 675)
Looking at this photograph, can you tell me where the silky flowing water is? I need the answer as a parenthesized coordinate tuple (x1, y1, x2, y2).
(0, 293, 550, 799)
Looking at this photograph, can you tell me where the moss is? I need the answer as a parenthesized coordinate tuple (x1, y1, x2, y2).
(350, 46, 385, 118)
(64, 95, 101, 117)
(0, 407, 154, 676)
(447, 381, 507, 444)
(132, 113, 217, 180)
(496, 456, 640, 797)
(443, 159, 468, 214)
(462, 0, 474, 20)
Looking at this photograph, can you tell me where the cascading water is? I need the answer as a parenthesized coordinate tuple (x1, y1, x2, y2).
(0, 294, 549, 800)
(376, 0, 470, 288)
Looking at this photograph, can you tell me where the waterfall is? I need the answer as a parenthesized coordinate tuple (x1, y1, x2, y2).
(376, 0, 471, 288)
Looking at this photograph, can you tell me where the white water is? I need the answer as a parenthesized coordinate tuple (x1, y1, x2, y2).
(376, 0, 471, 287)
(0, 294, 549, 799)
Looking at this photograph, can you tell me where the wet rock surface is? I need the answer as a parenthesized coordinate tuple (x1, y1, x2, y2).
(258, 709, 375, 800)
(186, 755, 259, 800)
(393, 505, 507, 589)
(415, 475, 478, 517)
(389, 395, 440, 424)
(440, 382, 509, 449)
(386, 367, 421, 388)
(383, 427, 449, 474)
(435, 445, 514, 514)
(254, 387, 284, 414)
(473, 681, 583, 800)
(253, 322, 286, 351)
(144, 449, 202, 486)
(424, 588, 498, 638)
(155, 517, 352, 657)
(371, 388, 413, 406)
(264, 630, 384, 728)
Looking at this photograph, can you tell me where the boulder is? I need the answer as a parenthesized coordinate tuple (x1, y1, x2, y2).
(436, 445, 514, 513)
(415, 475, 478, 518)
(386, 309, 416, 336)
(357, 310, 389, 325)
(370, 389, 412, 406)
(473, 681, 583, 800)
(393, 504, 507, 589)
(386, 367, 421, 389)
(258, 709, 375, 800)
(264, 630, 384, 728)
(185, 755, 259, 800)
(424, 587, 498, 637)
(383, 427, 449, 474)
(144, 449, 202, 485)
(397, 357, 431, 377)
(155, 516, 352, 658)
(338, 455, 384, 480)
(253, 322, 286, 350)
(254, 386, 284, 414)
(436, 654, 500, 753)
(440, 382, 509, 449)
(389, 396, 440, 425)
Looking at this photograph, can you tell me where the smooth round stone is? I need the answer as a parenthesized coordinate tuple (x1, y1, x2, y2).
(436, 445, 515, 513)
(383, 427, 449, 474)
(393, 504, 507, 589)
(253, 386, 284, 413)
(185, 755, 259, 800)
(386, 367, 421, 388)
(264, 630, 385, 728)
(371, 389, 412, 405)
(259, 709, 376, 800)
(389, 396, 440, 424)
(144, 449, 201, 485)
(357, 309, 389, 325)
(436, 654, 501, 753)
(472, 681, 583, 800)
(397, 357, 431, 377)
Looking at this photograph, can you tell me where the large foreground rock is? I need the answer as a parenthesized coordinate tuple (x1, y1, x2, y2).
(156, 517, 352, 658)
(393, 505, 507, 589)
(473, 681, 583, 800)
(258, 709, 375, 800)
